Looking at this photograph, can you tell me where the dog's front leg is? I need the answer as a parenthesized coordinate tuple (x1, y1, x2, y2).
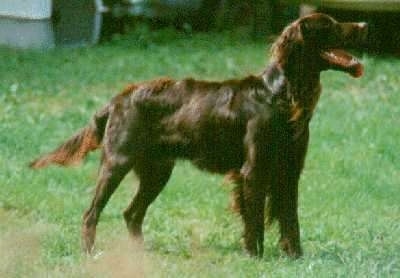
(237, 118, 273, 257)
(239, 119, 271, 257)
(276, 127, 309, 258)
(239, 165, 268, 258)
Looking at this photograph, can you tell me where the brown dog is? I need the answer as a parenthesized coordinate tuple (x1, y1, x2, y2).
(30, 13, 367, 258)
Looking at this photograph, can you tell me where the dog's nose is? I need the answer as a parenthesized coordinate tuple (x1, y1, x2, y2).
(358, 22, 368, 29)
(358, 22, 368, 40)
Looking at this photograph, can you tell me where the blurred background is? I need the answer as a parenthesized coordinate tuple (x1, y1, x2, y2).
(0, 0, 399, 54)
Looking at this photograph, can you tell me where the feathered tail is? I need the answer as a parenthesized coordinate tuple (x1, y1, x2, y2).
(29, 106, 109, 169)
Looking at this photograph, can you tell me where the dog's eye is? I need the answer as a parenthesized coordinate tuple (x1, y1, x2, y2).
(300, 16, 336, 38)
(301, 21, 338, 45)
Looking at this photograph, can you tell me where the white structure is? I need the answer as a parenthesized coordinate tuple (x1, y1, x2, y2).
(0, 0, 104, 48)
(0, 0, 53, 19)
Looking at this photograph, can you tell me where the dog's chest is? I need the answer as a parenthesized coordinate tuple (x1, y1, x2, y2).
(288, 84, 321, 137)
(289, 82, 321, 118)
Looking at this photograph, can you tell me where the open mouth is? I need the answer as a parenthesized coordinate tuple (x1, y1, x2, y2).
(320, 49, 363, 78)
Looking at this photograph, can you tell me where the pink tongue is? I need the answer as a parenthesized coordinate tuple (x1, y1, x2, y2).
(321, 49, 364, 78)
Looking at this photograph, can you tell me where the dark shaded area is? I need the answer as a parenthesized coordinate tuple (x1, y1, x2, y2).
(99, 1, 399, 55)
(52, 0, 100, 46)
(215, 0, 298, 37)
(100, 0, 297, 38)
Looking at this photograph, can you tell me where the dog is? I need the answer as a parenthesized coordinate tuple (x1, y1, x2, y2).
(30, 13, 367, 258)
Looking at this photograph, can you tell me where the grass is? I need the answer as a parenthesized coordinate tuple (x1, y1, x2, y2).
(1, 27, 399, 277)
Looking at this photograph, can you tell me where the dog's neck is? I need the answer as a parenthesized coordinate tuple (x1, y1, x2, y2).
(263, 58, 321, 97)
(262, 57, 322, 122)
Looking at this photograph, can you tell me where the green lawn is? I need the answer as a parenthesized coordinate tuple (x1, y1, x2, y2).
(1, 28, 399, 277)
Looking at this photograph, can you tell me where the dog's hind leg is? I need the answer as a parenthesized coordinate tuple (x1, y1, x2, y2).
(81, 154, 133, 254)
(123, 159, 175, 242)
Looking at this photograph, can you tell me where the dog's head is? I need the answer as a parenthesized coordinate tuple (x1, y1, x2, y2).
(272, 13, 368, 78)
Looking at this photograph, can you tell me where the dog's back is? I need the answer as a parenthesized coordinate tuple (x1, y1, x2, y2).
(100, 75, 271, 174)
